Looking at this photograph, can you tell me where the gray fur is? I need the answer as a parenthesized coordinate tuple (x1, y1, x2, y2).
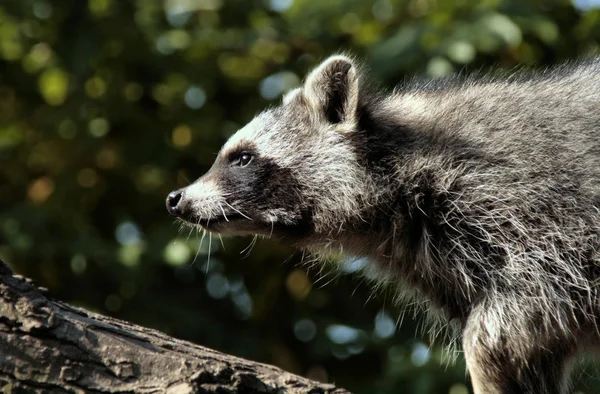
(167, 55, 600, 393)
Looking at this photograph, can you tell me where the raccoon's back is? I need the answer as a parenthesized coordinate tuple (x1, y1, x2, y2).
(395, 60, 600, 192)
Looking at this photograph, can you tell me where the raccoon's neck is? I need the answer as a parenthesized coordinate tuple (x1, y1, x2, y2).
(342, 102, 498, 319)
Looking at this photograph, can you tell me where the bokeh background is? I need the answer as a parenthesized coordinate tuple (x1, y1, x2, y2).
(2, 0, 600, 393)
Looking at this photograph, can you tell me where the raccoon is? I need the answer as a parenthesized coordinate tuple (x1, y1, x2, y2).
(166, 55, 600, 394)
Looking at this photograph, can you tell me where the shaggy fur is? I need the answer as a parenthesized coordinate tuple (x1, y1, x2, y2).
(167, 55, 600, 393)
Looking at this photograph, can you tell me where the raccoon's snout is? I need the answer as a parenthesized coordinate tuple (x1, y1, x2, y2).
(166, 190, 183, 216)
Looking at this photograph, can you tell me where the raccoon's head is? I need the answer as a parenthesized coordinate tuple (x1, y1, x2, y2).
(166, 55, 375, 243)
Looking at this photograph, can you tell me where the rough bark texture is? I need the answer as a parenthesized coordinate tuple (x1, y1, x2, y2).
(0, 259, 351, 394)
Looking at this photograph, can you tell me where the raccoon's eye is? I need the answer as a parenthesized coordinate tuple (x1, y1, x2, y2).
(237, 153, 253, 168)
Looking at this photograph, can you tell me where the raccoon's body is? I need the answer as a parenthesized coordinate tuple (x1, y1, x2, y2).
(167, 55, 600, 393)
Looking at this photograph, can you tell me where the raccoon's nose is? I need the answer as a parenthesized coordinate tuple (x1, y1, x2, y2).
(166, 190, 183, 216)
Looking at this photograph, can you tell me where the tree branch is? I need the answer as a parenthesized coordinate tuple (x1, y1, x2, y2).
(0, 259, 351, 394)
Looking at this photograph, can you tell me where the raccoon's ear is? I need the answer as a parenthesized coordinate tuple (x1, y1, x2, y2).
(304, 55, 359, 126)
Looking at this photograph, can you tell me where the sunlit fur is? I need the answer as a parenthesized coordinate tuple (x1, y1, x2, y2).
(169, 55, 600, 393)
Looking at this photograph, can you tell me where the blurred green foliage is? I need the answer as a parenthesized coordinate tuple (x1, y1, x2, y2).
(1, 0, 600, 393)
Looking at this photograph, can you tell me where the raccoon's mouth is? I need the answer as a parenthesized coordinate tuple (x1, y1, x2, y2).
(197, 214, 245, 229)
(184, 213, 252, 233)
(192, 213, 291, 238)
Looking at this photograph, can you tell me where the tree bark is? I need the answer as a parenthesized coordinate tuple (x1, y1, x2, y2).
(0, 259, 351, 394)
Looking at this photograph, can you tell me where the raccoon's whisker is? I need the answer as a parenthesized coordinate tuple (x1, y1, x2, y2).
(206, 231, 212, 274)
(351, 275, 369, 298)
(241, 235, 258, 258)
(312, 265, 341, 288)
(311, 272, 328, 287)
(217, 234, 225, 250)
(185, 224, 195, 242)
(397, 310, 406, 331)
(223, 201, 252, 221)
(192, 228, 207, 266)
(316, 271, 341, 289)
(302, 256, 319, 271)
(311, 258, 336, 288)
(299, 250, 307, 267)
(176, 219, 188, 234)
(281, 253, 295, 267)
(218, 203, 229, 222)
(364, 288, 378, 305)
